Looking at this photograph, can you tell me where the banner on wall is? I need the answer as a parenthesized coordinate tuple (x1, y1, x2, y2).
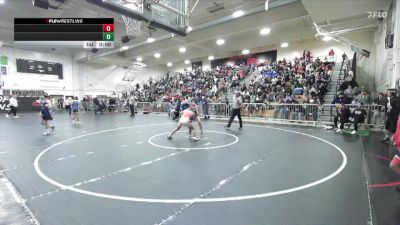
(0, 56, 8, 75)
(0, 66, 7, 75)
(0, 96, 10, 111)
(192, 61, 202, 70)
(211, 50, 277, 69)
(0, 56, 8, 65)
(0, 96, 41, 112)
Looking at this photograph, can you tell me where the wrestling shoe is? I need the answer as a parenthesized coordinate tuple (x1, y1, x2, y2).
(192, 137, 200, 142)
(381, 137, 390, 142)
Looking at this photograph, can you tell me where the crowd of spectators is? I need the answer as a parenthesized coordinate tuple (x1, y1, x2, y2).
(330, 54, 393, 132)
(125, 50, 334, 109)
(240, 53, 334, 106)
(128, 64, 256, 104)
(333, 57, 363, 105)
(333, 55, 384, 107)
(57, 50, 339, 119)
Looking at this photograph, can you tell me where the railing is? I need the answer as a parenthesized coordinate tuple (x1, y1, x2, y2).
(135, 102, 170, 114)
(334, 60, 345, 98)
(201, 103, 229, 118)
(265, 103, 319, 124)
(239, 103, 268, 119)
(320, 104, 385, 126)
(86, 101, 385, 128)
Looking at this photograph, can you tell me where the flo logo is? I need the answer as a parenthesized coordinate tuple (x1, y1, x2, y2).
(368, 11, 387, 19)
(0, 96, 10, 111)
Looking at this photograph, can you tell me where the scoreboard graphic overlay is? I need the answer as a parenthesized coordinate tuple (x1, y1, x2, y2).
(14, 18, 114, 49)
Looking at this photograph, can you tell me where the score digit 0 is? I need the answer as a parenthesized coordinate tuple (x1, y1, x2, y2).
(103, 24, 114, 32)
(103, 32, 114, 41)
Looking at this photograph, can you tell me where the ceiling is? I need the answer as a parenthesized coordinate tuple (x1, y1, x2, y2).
(0, 0, 392, 67)
(188, 0, 265, 25)
(301, 0, 391, 24)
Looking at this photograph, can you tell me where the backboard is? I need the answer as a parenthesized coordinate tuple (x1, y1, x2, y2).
(86, 0, 189, 36)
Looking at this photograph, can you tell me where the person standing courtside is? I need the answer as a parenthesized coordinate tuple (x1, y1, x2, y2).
(71, 97, 81, 125)
(128, 95, 136, 117)
(65, 97, 72, 116)
(6, 95, 19, 118)
(383, 90, 400, 142)
(225, 91, 243, 129)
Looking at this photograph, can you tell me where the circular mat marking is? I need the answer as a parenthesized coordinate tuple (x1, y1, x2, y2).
(34, 123, 347, 204)
(148, 130, 239, 150)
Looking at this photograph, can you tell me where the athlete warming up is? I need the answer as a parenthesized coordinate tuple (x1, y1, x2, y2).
(71, 97, 81, 125)
(40, 95, 55, 136)
(167, 108, 203, 141)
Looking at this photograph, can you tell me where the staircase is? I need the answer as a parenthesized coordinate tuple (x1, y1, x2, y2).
(320, 62, 343, 122)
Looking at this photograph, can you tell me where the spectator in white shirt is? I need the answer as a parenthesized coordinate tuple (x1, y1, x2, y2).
(6, 95, 19, 118)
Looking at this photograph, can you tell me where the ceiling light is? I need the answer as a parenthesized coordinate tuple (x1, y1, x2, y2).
(216, 39, 225, 46)
(167, 62, 173, 67)
(131, 62, 146, 68)
(242, 49, 250, 54)
(136, 57, 143, 62)
(120, 46, 129, 51)
(208, 56, 215, 60)
(0, 0, 5, 4)
(154, 53, 161, 58)
(232, 10, 244, 18)
(322, 35, 332, 42)
(184, 59, 190, 64)
(260, 28, 271, 35)
(179, 47, 186, 53)
(186, 26, 193, 33)
(147, 37, 155, 43)
(281, 42, 288, 48)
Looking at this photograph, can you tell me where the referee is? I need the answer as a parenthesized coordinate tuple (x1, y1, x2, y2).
(225, 91, 243, 129)
(128, 95, 136, 117)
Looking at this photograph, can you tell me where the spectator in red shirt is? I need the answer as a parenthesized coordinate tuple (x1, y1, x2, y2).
(328, 49, 335, 62)
(328, 48, 335, 56)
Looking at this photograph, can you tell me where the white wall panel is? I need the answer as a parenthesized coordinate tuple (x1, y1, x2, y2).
(0, 47, 73, 95)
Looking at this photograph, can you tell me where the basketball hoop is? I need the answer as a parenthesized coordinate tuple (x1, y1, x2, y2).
(122, 15, 142, 37)
(121, 0, 143, 37)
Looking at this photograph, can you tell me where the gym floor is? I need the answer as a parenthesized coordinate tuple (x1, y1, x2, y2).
(0, 112, 398, 225)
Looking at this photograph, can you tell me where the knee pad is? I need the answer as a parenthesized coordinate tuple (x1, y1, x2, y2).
(391, 154, 400, 167)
